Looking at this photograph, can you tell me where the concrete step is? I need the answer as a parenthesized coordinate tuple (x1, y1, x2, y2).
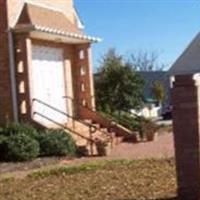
(65, 118, 129, 156)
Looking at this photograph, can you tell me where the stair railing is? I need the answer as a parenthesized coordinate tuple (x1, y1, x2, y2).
(63, 96, 115, 147)
(32, 98, 98, 155)
(33, 111, 96, 155)
(63, 96, 138, 143)
(33, 98, 97, 133)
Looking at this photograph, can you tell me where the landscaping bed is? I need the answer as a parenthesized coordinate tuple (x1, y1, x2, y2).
(0, 158, 177, 200)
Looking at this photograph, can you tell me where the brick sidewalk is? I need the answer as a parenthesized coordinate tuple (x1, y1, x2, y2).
(108, 132, 174, 159)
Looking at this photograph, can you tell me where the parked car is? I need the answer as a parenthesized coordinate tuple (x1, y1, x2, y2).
(162, 105, 172, 120)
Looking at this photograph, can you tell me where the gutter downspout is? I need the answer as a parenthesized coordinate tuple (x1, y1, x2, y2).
(8, 28, 19, 122)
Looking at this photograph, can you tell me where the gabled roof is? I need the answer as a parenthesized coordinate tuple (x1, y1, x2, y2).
(138, 71, 169, 101)
(169, 32, 200, 75)
(13, 3, 101, 43)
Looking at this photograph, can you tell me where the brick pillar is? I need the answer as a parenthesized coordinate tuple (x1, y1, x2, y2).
(172, 74, 200, 200)
(0, 0, 14, 125)
(73, 43, 96, 118)
(14, 34, 32, 123)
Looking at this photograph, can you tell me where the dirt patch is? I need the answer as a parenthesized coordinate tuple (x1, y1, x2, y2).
(0, 157, 66, 174)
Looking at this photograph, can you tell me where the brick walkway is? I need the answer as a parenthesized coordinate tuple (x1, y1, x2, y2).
(0, 132, 174, 179)
(108, 132, 174, 159)
(63, 132, 175, 165)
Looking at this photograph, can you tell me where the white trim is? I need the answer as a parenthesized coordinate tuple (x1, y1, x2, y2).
(13, 24, 102, 43)
(170, 76, 175, 88)
(8, 29, 19, 122)
(73, 8, 85, 29)
(33, 25, 102, 43)
(193, 73, 200, 86)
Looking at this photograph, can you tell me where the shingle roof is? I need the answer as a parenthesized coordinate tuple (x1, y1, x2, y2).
(13, 3, 101, 43)
(169, 32, 200, 75)
(138, 71, 169, 101)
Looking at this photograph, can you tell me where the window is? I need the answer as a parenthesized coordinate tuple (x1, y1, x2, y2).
(17, 61, 24, 73)
(20, 100, 27, 114)
(82, 99, 86, 106)
(79, 50, 85, 60)
(80, 66, 86, 76)
(19, 81, 25, 94)
(81, 83, 85, 92)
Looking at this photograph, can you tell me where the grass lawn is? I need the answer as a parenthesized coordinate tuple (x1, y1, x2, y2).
(0, 158, 177, 200)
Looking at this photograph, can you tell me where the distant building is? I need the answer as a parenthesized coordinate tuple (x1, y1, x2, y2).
(133, 71, 170, 118)
(138, 71, 169, 105)
(94, 71, 170, 118)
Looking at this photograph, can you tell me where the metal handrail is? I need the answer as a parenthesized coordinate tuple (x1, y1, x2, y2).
(32, 98, 97, 134)
(33, 111, 96, 154)
(63, 96, 114, 145)
(33, 112, 94, 142)
(63, 96, 115, 131)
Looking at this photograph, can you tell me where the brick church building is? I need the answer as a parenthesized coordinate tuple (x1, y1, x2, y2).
(0, 0, 101, 125)
(0, 0, 135, 154)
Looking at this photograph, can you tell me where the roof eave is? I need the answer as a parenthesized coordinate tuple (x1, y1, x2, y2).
(13, 24, 102, 44)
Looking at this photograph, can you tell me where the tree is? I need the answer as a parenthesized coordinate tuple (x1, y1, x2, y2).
(151, 81, 165, 106)
(129, 50, 166, 71)
(95, 48, 144, 113)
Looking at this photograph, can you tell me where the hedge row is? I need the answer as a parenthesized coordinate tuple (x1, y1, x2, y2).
(0, 123, 76, 162)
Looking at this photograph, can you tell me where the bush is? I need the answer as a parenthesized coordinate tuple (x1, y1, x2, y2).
(102, 111, 141, 133)
(38, 129, 76, 157)
(1, 123, 39, 139)
(0, 135, 8, 161)
(5, 133, 40, 161)
(102, 111, 159, 140)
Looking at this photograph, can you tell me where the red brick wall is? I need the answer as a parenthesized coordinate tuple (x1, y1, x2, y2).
(72, 43, 96, 118)
(0, 0, 95, 125)
(0, 0, 14, 125)
(172, 74, 200, 200)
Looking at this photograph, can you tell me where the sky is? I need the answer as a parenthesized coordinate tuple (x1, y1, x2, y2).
(75, 0, 200, 71)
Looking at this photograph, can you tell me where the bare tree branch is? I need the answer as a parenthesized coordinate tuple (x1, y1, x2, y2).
(129, 50, 166, 71)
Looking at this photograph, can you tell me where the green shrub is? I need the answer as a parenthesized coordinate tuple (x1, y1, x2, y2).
(38, 129, 76, 157)
(5, 133, 40, 161)
(0, 135, 8, 161)
(102, 111, 141, 133)
(1, 123, 39, 139)
(116, 112, 141, 131)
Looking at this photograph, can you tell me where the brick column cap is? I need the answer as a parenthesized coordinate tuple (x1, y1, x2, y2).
(171, 73, 200, 88)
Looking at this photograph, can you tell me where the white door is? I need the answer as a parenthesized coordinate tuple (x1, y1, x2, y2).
(31, 45, 67, 127)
